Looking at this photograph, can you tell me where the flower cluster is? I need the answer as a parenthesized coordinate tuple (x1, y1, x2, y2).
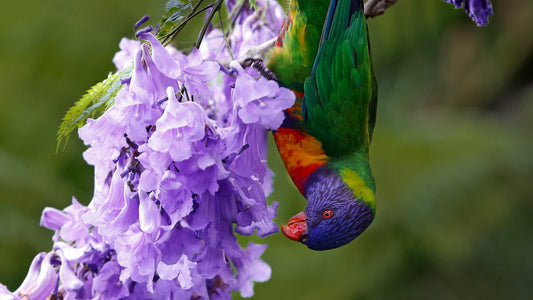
(443, 0, 493, 26)
(0, 0, 293, 299)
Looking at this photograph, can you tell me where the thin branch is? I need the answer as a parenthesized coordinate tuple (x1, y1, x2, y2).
(364, 0, 398, 18)
(218, 8, 234, 60)
(195, 0, 225, 49)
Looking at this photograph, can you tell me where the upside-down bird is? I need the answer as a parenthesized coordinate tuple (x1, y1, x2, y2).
(267, 0, 378, 250)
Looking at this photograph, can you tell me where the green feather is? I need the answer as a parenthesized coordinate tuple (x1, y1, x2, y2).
(266, 0, 330, 91)
(303, 0, 376, 158)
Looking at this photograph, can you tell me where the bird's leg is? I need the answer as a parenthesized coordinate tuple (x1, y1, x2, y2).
(217, 37, 278, 80)
(218, 57, 277, 81)
(242, 58, 278, 81)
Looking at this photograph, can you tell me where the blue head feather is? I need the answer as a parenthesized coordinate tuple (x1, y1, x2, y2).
(303, 166, 374, 250)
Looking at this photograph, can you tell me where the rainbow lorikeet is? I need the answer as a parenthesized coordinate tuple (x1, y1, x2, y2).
(266, 0, 378, 250)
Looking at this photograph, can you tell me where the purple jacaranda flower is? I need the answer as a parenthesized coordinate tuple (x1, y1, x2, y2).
(163, 46, 221, 106)
(114, 225, 160, 292)
(41, 197, 90, 243)
(0, 284, 18, 300)
(113, 38, 141, 70)
(200, 0, 284, 60)
(92, 261, 129, 299)
(231, 62, 295, 129)
(230, 0, 284, 56)
(56, 249, 84, 294)
(228, 243, 271, 297)
(14, 252, 59, 299)
(147, 87, 211, 163)
(443, 0, 493, 26)
(157, 254, 197, 289)
(137, 28, 183, 79)
(6, 0, 291, 298)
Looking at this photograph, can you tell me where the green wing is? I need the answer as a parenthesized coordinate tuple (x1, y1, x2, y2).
(303, 0, 376, 157)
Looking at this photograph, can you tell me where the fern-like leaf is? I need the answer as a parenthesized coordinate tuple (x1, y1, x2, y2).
(56, 66, 132, 152)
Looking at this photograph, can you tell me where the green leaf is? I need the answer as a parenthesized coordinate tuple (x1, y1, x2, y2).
(56, 66, 133, 152)
(156, 0, 195, 43)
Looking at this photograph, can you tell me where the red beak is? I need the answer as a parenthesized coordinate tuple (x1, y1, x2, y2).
(281, 211, 307, 242)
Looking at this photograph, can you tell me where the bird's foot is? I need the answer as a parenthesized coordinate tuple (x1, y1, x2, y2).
(242, 58, 278, 81)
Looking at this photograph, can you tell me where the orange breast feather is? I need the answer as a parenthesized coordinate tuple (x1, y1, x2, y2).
(273, 127, 328, 195)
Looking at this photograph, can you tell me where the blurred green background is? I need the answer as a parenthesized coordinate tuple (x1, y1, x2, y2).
(1, 0, 532, 299)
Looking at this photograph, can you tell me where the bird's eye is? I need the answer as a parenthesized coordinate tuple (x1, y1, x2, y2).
(322, 209, 333, 219)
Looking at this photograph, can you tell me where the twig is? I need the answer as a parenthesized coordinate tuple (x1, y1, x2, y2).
(195, 0, 225, 49)
(218, 8, 234, 60)
(241, 37, 277, 61)
(364, 0, 398, 18)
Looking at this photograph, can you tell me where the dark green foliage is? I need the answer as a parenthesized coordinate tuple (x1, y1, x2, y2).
(157, 0, 194, 44)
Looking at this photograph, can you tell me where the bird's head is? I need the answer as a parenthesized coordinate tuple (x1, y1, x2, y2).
(281, 166, 375, 250)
